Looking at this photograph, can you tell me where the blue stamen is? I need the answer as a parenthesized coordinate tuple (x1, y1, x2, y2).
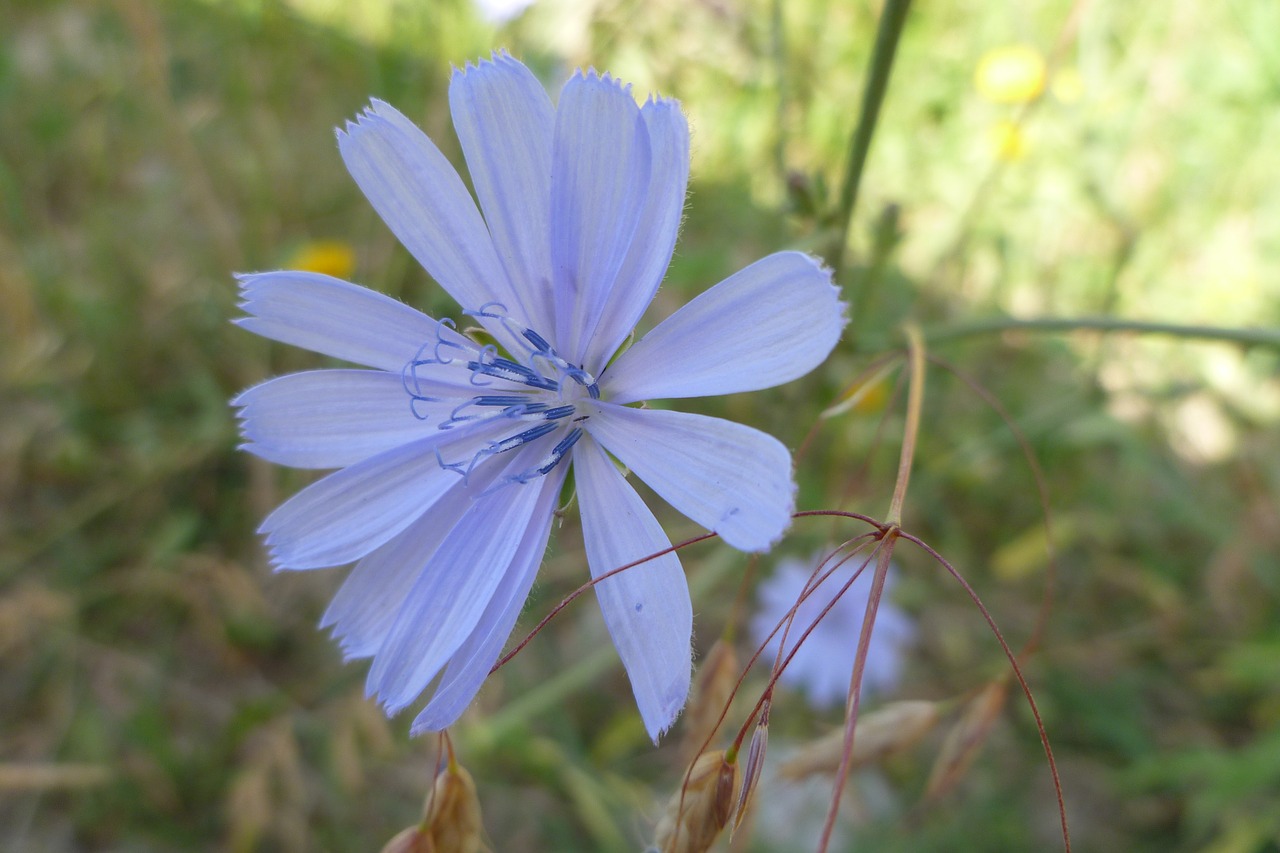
(506, 427, 584, 485)
(467, 355, 559, 392)
(543, 427, 584, 471)
(465, 302, 536, 348)
(442, 399, 487, 428)
(409, 313, 598, 484)
(448, 306, 603, 398)
(402, 341, 452, 421)
(432, 318, 464, 364)
(408, 395, 439, 421)
(472, 395, 532, 408)
(562, 366, 601, 399)
(435, 446, 474, 479)
(435, 421, 561, 482)
(542, 405, 577, 421)
(401, 318, 483, 422)
(441, 396, 573, 431)
(446, 401, 527, 429)
(522, 328, 552, 352)
(488, 421, 559, 454)
(464, 302, 509, 321)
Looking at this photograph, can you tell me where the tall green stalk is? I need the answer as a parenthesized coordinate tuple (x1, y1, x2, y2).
(923, 317, 1280, 350)
(831, 0, 913, 280)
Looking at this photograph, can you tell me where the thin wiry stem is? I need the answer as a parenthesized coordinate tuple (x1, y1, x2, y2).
(923, 316, 1280, 349)
(899, 530, 1071, 852)
(831, 0, 913, 278)
(683, 535, 883, 772)
(817, 324, 922, 850)
(818, 535, 897, 853)
(792, 510, 1072, 850)
(928, 354, 1058, 658)
(887, 324, 925, 527)
(786, 512, 1069, 850)
(491, 531, 719, 673)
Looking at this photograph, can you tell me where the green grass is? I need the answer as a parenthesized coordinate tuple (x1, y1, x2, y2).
(3, 0, 1279, 850)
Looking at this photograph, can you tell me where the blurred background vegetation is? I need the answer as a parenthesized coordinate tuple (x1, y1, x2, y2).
(3, 0, 1279, 850)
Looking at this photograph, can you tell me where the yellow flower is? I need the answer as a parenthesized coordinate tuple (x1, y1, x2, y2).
(988, 118, 1028, 162)
(974, 45, 1047, 104)
(286, 240, 356, 280)
(1052, 66, 1084, 104)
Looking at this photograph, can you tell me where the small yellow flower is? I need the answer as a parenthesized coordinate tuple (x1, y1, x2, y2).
(286, 240, 356, 280)
(988, 118, 1028, 162)
(974, 45, 1047, 104)
(1052, 66, 1084, 104)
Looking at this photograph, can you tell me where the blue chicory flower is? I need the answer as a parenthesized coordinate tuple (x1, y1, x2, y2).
(473, 0, 536, 24)
(750, 554, 912, 709)
(233, 52, 846, 741)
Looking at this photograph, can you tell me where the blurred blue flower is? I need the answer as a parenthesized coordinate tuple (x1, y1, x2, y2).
(751, 554, 912, 709)
(233, 52, 845, 741)
(474, 0, 535, 24)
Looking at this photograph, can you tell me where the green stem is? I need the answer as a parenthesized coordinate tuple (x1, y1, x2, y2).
(923, 316, 1280, 349)
(886, 324, 925, 527)
(770, 0, 788, 185)
(831, 0, 913, 278)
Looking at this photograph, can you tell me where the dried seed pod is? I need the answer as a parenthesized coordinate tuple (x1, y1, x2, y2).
(379, 826, 429, 853)
(654, 751, 739, 853)
(420, 760, 484, 853)
(924, 677, 1009, 801)
(779, 700, 941, 780)
(732, 704, 770, 836)
(683, 639, 741, 758)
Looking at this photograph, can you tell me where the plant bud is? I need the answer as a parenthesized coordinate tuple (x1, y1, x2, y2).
(379, 826, 428, 853)
(732, 705, 770, 836)
(420, 760, 484, 853)
(654, 751, 739, 853)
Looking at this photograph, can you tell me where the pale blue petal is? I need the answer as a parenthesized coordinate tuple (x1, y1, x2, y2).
(582, 97, 689, 375)
(550, 71, 652, 364)
(366, 448, 553, 714)
(449, 52, 556, 335)
(585, 404, 794, 552)
(320, 477, 473, 659)
(750, 557, 911, 708)
(409, 465, 567, 734)
(337, 100, 523, 349)
(574, 435, 691, 742)
(258, 420, 503, 570)
(235, 271, 453, 372)
(233, 369, 428, 469)
(602, 252, 845, 403)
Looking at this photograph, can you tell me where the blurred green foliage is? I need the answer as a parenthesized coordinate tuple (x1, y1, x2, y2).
(2, 0, 1279, 850)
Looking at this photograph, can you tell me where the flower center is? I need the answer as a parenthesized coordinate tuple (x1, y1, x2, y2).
(402, 306, 597, 489)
